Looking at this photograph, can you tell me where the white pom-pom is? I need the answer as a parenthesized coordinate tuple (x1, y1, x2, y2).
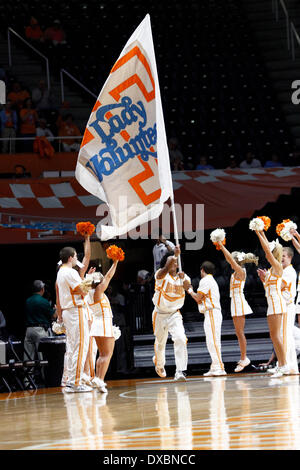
(112, 325, 121, 340)
(236, 252, 246, 262)
(210, 228, 226, 243)
(249, 218, 264, 231)
(280, 221, 297, 241)
(52, 321, 66, 335)
(85, 272, 104, 283)
(268, 238, 280, 252)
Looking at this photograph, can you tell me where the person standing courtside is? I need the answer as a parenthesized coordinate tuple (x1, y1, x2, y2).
(24, 280, 57, 360)
(56, 247, 92, 393)
(184, 261, 226, 377)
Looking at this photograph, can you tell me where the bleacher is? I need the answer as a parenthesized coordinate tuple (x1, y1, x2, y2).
(133, 317, 274, 374)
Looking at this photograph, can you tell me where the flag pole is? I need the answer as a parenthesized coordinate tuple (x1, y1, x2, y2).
(170, 193, 182, 272)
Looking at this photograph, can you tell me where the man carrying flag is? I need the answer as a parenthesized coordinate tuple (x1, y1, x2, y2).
(75, 14, 187, 380)
(152, 245, 190, 381)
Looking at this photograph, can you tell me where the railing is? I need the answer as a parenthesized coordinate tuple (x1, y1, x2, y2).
(272, 0, 290, 51)
(7, 28, 51, 90)
(271, 0, 300, 60)
(60, 69, 97, 104)
(290, 21, 300, 60)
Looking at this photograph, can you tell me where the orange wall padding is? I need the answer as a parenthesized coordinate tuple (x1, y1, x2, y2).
(0, 152, 77, 177)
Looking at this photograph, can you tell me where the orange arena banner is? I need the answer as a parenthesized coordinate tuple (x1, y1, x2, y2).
(0, 167, 299, 243)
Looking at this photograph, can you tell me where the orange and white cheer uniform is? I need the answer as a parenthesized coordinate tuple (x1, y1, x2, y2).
(281, 264, 298, 373)
(264, 269, 286, 316)
(296, 272, 300, 314)
(229, 269, 252, 317)
(152, 271, 190, 373)
(197, 274, 225, 372)
(56, 266, 90, 388)
(88, 290, 114, 338)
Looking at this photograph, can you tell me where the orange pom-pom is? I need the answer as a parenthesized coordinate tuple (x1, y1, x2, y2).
(76, 221, 95, 236)
(257, 216, 271, 231)
(213, 238, 226, 250)
(106, 245, 125, 261)
(276, 223, 285, 237)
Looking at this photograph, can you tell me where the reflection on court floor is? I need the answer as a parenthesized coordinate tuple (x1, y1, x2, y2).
(0, 374, 300, 450)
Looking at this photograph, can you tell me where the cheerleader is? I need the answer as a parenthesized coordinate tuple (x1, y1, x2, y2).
(290, 228, 300, 324)
(217, 243, 258, 372)
(58, 233, 93, 388)
(86, 260, 119, 393)
(152, 245, 190, 381)
(254, 229, 288, 378)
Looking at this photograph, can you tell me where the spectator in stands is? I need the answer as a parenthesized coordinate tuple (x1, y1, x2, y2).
(106, 282, 134, 374)
(226, 155, 238, 169)
(58, 113, 81, 151)
(186, 156, 194, 170)
(264, 153, 283, 168)
(20, 98, 39, 152)
(25, 17, 44, 43)
(31, 79, 54, 112)
(287, 146, 300, 167)
(14, 164, 31, 178)
(107, 282, 126, 310)
(7, 81, 30, 111)
(24, 280, 57, 360)
(239, 152, 262, 169)
(137, 270, 151, 285)
(195, 155, 214, 170)
(153, 231, 175, 273)
(44, 20, 67, 46)
(168, 137, 184, 171)
(36, 118, 54, 141)
(0, 99, 17, 153)
(123, 271, 153, 334)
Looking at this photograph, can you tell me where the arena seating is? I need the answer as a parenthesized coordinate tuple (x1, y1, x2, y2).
(0, 0, 294, 168)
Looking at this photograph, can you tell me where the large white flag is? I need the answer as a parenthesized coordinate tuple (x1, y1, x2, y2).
(75, 14, 173, 240)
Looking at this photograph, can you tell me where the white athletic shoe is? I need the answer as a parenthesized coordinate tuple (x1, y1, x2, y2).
(174, 371, 187, 381)
(203, 369, 226, 377)
(81, 372, 93, 387)
(64, 384, 93, 393)
(91, 377, 108, 393)
(212, 369, 227, 376)
(152, 356, 166, 378)
(234, 357, 251, 373)
(89, 377, 107, 388)
(271, 364, 290, 378)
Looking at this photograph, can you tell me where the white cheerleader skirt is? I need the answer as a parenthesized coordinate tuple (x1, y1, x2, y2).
(90, 315, 114, 338)
(266, 294, 286, 316)
(230, 295, 252, 317)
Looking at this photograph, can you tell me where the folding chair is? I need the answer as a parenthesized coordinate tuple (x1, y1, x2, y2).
(7, 337, 38, 391)
(0, 362, 12, 393)
(23, 340, 48, 387)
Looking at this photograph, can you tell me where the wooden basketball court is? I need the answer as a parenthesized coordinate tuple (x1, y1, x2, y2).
(1, 372, 300, 451)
